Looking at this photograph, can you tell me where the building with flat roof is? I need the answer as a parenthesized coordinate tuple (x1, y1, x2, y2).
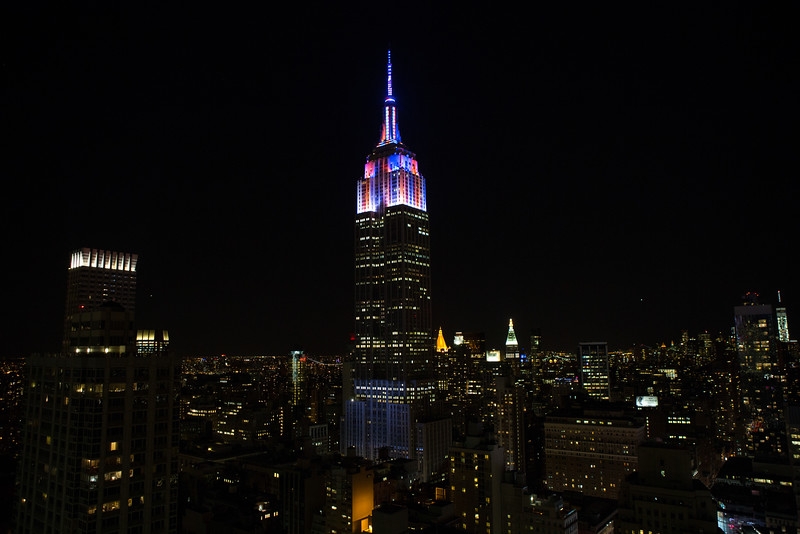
(544, 408, 646, 499)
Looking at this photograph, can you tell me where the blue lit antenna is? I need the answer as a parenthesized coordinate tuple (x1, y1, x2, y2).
(387, 50, 393, 97)
(380, 49, 401, 145)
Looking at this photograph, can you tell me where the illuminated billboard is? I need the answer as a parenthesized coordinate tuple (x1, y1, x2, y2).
(635, 396, 658, 408)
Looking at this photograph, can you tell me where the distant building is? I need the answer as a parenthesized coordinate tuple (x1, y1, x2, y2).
(290, 349, 309, 438)
(544, 407, 646, 499)
(776, 290, 792, 343)
(505, 319, 520, 376)
(495, 374, 526, 473)
(440, 331, 472, 435)
(578, 342, 610, 401)
(734, 292, 786, 458)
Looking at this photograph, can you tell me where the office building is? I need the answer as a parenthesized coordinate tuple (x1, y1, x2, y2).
(440, 332, 477, 436)
(505, 319, 520, 376)
(578, 342, 610, 401)
(544, 408, 646, 499)
(15, 248, 180, 534)
(734, 292, 785, 458)
(344, 52, 447, 474)
(289, 349, 309, 439)
(449, 423, 505, 534)
(460, 332, 488, 423)
(63, 248, 138, 351)
(776, 290, 792, 343)
(495, 374, 526, 474)
(527, 328, 543, 400)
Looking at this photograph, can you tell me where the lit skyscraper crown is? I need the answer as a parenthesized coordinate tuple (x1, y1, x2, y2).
(506, 319, 518, 347)
(357, 50, 426, 214)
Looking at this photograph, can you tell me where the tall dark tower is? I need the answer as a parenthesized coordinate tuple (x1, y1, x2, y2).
(734, 291, 785, 458)
(344, 52, 448, 473)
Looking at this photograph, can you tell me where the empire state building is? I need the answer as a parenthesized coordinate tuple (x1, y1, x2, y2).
(344, 52, 449, 475)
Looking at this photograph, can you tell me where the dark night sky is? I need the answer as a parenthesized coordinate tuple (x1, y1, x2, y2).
(2, 2, 796, 358)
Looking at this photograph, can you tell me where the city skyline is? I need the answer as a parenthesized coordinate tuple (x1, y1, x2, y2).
(3, 3, 796, 358)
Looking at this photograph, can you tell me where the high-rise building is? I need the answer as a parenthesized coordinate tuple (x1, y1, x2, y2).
(578, 342, 610, 401)
(734, 291, 786, 458)
(63, 247, 138, 351)
(495, 374, 526, 474)
(461, 331, 488, 418)
(528, 328, 543, 399)
(15, 248, 180, 534)
(777, 290, 792, 343)
(505, 319, 520, 376)
(449, 423, 505, 534)
(441, 332, 476, 436)
(344, 52, 446, 474)
(289, 349, 309, 439)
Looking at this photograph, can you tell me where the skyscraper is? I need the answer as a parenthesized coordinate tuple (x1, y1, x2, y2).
(734, 291, 785, 458)
(63, 247, 138, 351)
(578, 341, 610, 401)
(289, 349, 310, 439)
(344, 52, 444, 470)
(776, 290, 792, 343)
(15, 248, 180, 534)
(504, 318, 520, 376)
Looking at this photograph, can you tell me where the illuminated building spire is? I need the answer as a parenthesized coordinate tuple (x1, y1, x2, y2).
(505, 319, 520, 373)
(436, 326, 449, 353)
(379, 50, 401, 146)
(505, 319, 518, 348)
